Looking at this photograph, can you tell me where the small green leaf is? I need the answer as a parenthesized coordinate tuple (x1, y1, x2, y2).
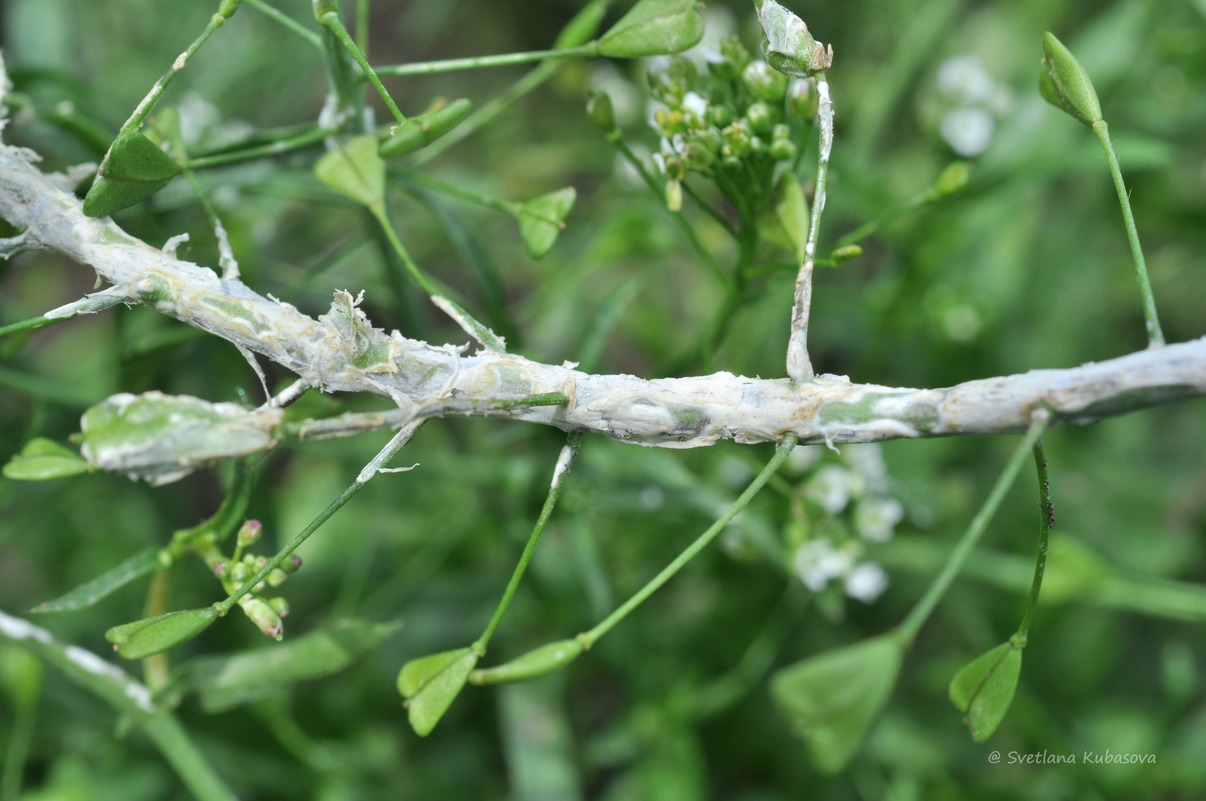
(755, 0, 832, 78)
(949, 640, 1023, 742)
(314, 135, 385, 208)
(1039, 32, 1102, 127)
(597, 0, 705, 59)
(3, 437, 91, 481)
(518, 187, 576, 259)
(30, 547, 162, 614)
(397, 647, 478, 736)
(770, 633, 903, 774)
(553, 0, 609, 49)
(469, 639, 583, 685)
(106, 607, 218, 660)
(378, 98, 473, 159)
(83, 132, 182, 218)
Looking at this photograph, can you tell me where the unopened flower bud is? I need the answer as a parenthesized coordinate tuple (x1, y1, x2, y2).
(282, 555, 303, 574)
(586, 90, 619, 140)
(746, 101, 775, 135)
(743, 60, 788, 103)
(241, 597, 283, 640)
(236, 519, 262, 548)
(267, 597, 290, 619)
(266, 567, 291, 587)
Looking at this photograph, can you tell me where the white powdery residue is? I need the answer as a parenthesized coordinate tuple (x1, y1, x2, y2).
(162, 233, 189, 258)
(173, 52, 188, 70)
(816, 80, 833, 162)
(65, 644, 154, 712)
(0, 610, 55, 644)
(551, 443, 575, 489)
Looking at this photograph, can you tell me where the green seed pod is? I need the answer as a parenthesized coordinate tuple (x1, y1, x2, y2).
(106, 607, 218, 660)
(378, 98, 473, 159)
(1039, 32, 1102, 127)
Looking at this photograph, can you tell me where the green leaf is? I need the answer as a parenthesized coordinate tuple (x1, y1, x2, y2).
(949, 641, 1023, 742)
(83, 132, 183, 218)
(1039, 32, 1102, 127)
(597, 0, 705, 58)
(378, 98, 473, 159)
(176, 618, 401, 712)
(30, 547, 162, 614)
(469, 639, 583, 685)
(3, 437, 91, 481)
(770, 633, 903, 774)
(755, 0, 832, 78)
(397, 647, 478, 736)
(106, 607, 218, 660)
(518, 187, 576, 259)
(314, 135, 385, 208)
(554, 0, 609, 49)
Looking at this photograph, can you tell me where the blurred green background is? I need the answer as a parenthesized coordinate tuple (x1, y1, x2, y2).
(1, 0, 1205, 799)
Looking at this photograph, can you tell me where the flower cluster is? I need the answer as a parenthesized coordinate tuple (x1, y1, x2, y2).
(643, 40, 816, 213)
(783, 444, 903, 606)
(208, 520, 301, 639)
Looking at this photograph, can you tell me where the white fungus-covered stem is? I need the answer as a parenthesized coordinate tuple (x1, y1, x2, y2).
(1, 143, 1204, 451)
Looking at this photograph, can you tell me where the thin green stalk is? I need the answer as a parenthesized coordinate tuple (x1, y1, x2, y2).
(184, 125, 330, 170)
(244, 0, 323, 49)
(578, 433, 799, 648)
(401, 170, 521, 216)
(120, 8, 234, 135)
(896, 413, 1050, 644)
(474, 433, 584, 653)
(1016, 439, 1053, 642)
(1093, 120, 1164, 347)
(376, 45, 596, 77)
(0, 315, 51, 338)
(317, 9, 408, 128)
(215, 422, 422, 615)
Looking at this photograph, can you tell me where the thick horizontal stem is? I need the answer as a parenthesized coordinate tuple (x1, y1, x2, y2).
(2, 143, 1203, 449)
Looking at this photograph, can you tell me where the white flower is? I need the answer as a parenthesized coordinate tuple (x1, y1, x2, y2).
(793, 540, 854, 592)
(941, 106, 995, 157)
(937, 55, 997, 106)
(853, 495, 904, 543)
(844, 561, 889, 603)
(681, 91, 708, 120)
(805, 465, 853, 514)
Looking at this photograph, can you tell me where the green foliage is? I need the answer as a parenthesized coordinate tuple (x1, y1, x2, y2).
(83, 132, 183, 218)
(948, 639, 1023, 742)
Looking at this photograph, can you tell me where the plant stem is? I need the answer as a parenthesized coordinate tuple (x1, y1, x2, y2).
(318, 9, 408, 128)
(787, 73, 833, 383)
(474, 433, 583, 654)
(578, 433, 799, 649)
(400, 170, 522, 216)
(120, 10, 232, 135)
(243, 0, 322, 49)
(376, 45, 596, 77)
(214, 422, 422, 615)
(1092, 120, 1164, 347)
(184, 125, 330, 170)
(896, 412, 1050, 644)
(1015, 438, 1053, 642)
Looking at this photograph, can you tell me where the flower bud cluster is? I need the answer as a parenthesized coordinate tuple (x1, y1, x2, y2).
(782, 444, 903, 605)
(635, 37, 816, 214)
(211, 519, 302, 639)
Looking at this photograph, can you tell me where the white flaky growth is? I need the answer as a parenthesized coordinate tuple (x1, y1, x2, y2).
(1, 139, 1205, 452)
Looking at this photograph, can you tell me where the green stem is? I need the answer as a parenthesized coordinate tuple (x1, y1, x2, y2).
(400, 171, 522, 216)
(896, 414, 1050, 644)
(578, 433, 799, 649)
(376, 45, 596, 77)
(0, 315, 51, 339)
(1092, 120, 1164, 347)
(184, 125, 330, 170)
(318, 9, 408, 128)
(473, 432, 584, 654)
(120, 10, 232, 135)
(243, 0, 323, 49)
(214, 422, 421, 615)
(1015, 439, 1053, 642)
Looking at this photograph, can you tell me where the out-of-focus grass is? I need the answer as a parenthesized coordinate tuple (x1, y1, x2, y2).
(1, 0, 1204, 799)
